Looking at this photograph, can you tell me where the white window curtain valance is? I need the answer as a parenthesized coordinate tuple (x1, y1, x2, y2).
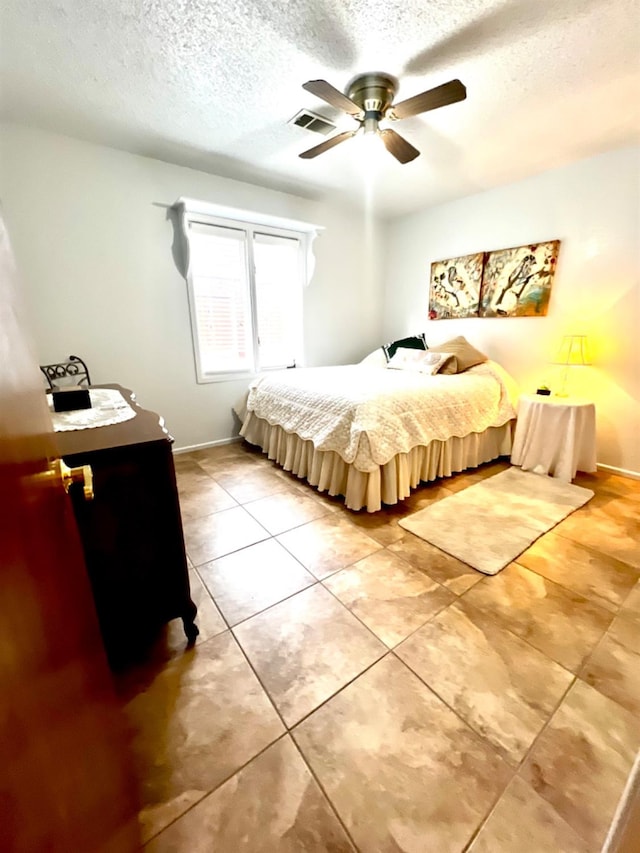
(173, 197, 323, 287)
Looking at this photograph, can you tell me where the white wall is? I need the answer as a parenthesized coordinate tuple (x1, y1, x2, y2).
(0, 124, 384, 449)
(2, 124, 638, 473)
(383, 146, 640, 476)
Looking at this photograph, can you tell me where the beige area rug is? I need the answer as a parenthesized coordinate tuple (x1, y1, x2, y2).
(399, 468, 594, 576)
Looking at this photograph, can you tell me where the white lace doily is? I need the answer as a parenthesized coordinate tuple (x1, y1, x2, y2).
(49, 388, 137, 432)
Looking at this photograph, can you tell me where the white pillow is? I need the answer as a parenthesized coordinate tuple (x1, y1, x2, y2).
(387, 348, 457, 375)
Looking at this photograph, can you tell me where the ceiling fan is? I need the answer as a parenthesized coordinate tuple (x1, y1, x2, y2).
(298, 73, 466, 164)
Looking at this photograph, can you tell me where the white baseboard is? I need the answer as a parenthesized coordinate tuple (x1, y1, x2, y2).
(597, 463, 640, 481)
(602, 749, 640, 852)
(173, 436, 241, 455)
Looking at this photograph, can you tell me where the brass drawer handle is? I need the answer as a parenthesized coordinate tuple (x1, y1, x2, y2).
(60, 460, 94, 501)
(31, 459, 94, 501)
(35, 459, 94, 501)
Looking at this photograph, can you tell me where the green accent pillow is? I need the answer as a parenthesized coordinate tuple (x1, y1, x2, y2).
(382, 333, 428, 362)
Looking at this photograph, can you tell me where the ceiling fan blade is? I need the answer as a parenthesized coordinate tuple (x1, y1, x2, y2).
(302, 80, 363, 117)
(378, 129, 420, 164)
(299, 130, 358, 159)
(390, 79, 466, 121)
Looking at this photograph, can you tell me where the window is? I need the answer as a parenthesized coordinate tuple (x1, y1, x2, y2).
(176, 200, 320, 383)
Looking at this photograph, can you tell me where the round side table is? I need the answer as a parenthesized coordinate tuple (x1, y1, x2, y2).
(511, 394, 597, 482)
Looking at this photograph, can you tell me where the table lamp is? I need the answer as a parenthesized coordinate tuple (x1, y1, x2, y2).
(553, 334, 592, 397)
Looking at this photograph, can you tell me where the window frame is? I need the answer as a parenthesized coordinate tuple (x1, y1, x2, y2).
(175, 199, 321, 384)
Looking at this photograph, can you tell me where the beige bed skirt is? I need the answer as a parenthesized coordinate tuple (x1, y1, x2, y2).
(240, 413, 514, 512)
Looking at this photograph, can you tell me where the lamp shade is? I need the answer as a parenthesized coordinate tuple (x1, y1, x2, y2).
(553, 335, 592, 366)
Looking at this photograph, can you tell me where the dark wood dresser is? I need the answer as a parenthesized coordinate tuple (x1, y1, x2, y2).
(53, 384, 198, 668)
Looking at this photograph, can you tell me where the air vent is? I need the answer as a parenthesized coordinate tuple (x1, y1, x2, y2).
(288, 109, 336, 136)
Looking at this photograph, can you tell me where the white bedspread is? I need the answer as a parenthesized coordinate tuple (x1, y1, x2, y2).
(241, 361, 517, 472)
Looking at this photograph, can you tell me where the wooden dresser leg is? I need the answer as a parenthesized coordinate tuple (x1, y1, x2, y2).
(182, 599, 199, 644)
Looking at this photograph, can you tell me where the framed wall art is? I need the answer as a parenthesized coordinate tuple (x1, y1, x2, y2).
(429, 252, 484, 320)
(479, 240, 560, 318)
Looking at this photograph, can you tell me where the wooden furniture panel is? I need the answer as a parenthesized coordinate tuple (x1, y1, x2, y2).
(53, 385, 197, 667)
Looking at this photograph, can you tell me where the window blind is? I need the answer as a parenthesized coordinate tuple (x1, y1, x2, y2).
(181, 211, 309, 382)
(188, 223, 253, 374)
(254, 232, 301, 369)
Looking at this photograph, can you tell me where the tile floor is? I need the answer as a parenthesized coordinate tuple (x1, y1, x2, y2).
(115, 442, 640, 852)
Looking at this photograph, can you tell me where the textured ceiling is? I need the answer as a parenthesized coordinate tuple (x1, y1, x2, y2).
(2, 0, 640, 216)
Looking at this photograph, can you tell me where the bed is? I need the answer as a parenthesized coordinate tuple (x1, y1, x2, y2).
(238, 338, 518, 512)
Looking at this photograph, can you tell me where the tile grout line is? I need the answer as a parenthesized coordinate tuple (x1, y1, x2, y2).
(185, 523, 272, 568)
(383, 538, 472, 598)
(553, 522, 639, 570)
(287, 736, 361, 852)
(223, 566, 391, 734)
(284, 651, 390, 732)
(227, 578, 527, 850)
(455, 571, 612, 678)
(191, 500, 458, 849)
(193, 528, 320, 627)
(225, 577, 320, 630)
(224, 624, 384, 851)
(617, 577, 640, 612)
(511, 549, 637, 616)
(142, 731, 292, 847)
(460, 778, 520, 853)
(390, 643, 522, 770)
(460, 668, 592, 850)
(493, 672, 607, 852)
(226, 629, 294, 734)
(386, 645, 526, 784)
(190, 458, 627, 696)
(192, 564, 231, 634)
(317, 579, 404, 651)
(190, 473, 618, 781)
(574, 607, 640, 719)
(129, 517, 310, 848)
(381, 593, 456, 653)
(275, 527, 385, 583)
(225, 605, 391, 744)
(173, 454, 638, 848)
(143, 604, 303, 846)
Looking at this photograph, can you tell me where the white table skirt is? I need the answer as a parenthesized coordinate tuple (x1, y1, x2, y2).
(511, 394, 597, 482)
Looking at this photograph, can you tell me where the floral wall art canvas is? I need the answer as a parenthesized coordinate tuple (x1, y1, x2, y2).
(429, 252, 484, 320)
(479, 240, 560, 318)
